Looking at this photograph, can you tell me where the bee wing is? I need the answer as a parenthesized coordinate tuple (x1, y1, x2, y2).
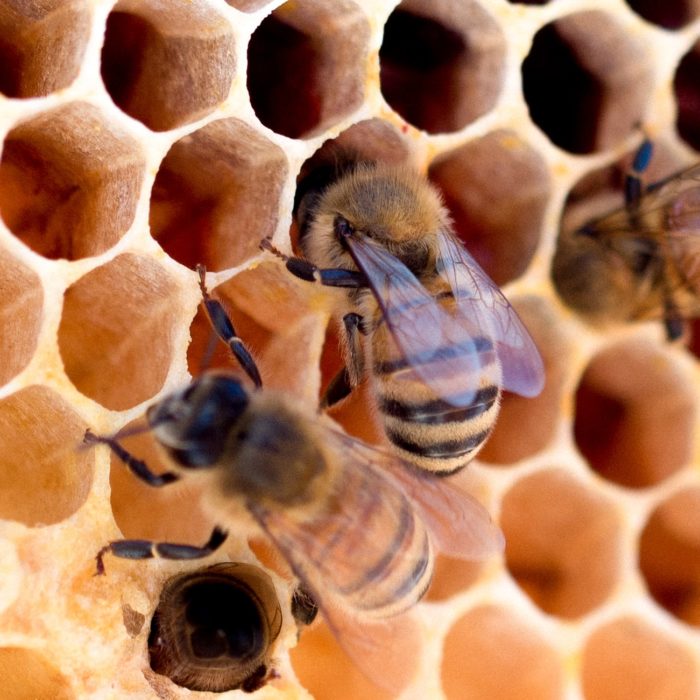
(256, 506, 423, 692)
(247, 449, 428, 692)
(436, 231, 545, 397)
(346, 234, 485, 407)
(330, 427, 504, 561)
(582, 163, 700, 238)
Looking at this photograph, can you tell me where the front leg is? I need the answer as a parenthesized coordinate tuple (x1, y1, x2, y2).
(197, 265, 262, 388)
(96, 526, 228, 575)
(260, 239, 367, 288)
(624, 137, 654, 213)
(84, 429, 179, 487)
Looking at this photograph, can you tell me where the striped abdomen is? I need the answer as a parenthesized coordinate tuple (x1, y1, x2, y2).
(262, 451, 433, 619)
(371, 302, 502, 476)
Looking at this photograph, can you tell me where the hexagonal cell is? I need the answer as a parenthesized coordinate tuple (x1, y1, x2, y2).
(291, 620, 394, 700)
(379, 0, 506, 134)
(0, 647, 74, 700)
(247, 0, 370, 139)
(0, 0, 90, 98)
(149, 119, 288, 271)
(674, 39, 700, 151)
(479, 297, 568, 465)
(0, 102, 144, 260)
(640, 488, 700, 626)
(58, 254, 183, 411)
(441, 605, 564, 700)
(0, 386, 91, 527)
(429, 130, 550, 286)
(582, 616, 700, 700)
(573, 338, 695, 488)
(501, 469, 623, 619)
(522, 11, 654, 154)
(100, 0, 235, 132)
(625, 0, 700, 29)
(0, 248, 42, 387)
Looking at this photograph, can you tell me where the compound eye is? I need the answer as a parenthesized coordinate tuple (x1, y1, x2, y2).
(334, 215, 354, 238)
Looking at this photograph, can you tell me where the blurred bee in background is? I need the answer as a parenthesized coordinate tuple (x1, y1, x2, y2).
(262, 157, 544, 475)
(84, 267, 503, 692)
(552, 138, 700, 341)
(148, 562, 284, 692)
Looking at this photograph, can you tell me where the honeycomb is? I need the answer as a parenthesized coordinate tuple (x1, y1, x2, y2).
(1, 0, 700, 698)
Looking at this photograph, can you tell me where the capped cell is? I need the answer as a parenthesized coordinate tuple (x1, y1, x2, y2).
(58, 254, 182, 411)
(0, 248, 42, 387)
(0, 386, 91, 527)
(522, 11, 654, 154)
(0, 0, 91, 98)
(501, 469, 623, 619)
(0, 102, 144, 260)
(582, 616, 700, 700)
(101, 0, 236, 132)
(380, 0, 506, 135)
(247, 0, 370, 139)
(442, 605, 564, 700)
(149, 119, 288, 271)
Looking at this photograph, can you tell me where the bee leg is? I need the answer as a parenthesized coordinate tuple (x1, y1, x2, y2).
(624, 137, 654, 211)
(95, 526, 228, 575)
(260, 239, 367, 288)
(197, 264, 262, 388)
(321, 368, 352, 409)
(291, 585, 318, 627)
(83, 429, 179, 487)
(321, 313, 367, 409)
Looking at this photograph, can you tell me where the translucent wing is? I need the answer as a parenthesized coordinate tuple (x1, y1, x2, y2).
(345, 234, 488, 407)
(581, 163, 700, 238)
(247, 426, 503, 692)
(329, 427, 504, 561)
(436, 231, 545, 397)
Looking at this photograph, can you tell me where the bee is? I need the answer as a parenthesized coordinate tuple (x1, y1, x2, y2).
(84, 267, 503, 692)
(262, 159, 544, 475)
(148, 562, 283, 692)
(552, 139, 700, 341)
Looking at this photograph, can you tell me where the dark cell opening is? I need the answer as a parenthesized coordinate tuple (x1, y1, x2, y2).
(625, 0, 698, 29)
(674, 43, 700, 152)
(522, 24, 602, 154)
(247, 17, 320, 138)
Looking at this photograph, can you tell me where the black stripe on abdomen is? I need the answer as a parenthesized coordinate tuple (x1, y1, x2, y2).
(373, 337, 493, 376)
(379, 385, 499, 425)
(386, 427, 492, 460)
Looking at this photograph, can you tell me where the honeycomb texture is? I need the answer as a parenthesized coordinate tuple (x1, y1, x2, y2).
(1, 0, 699, 698)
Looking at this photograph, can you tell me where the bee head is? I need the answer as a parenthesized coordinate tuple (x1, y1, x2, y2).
(147, 373, 250, 468)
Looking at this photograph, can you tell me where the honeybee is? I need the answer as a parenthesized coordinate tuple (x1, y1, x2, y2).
(148, 562, 283, 692)
(84, 268, 503, 692)
(552, 140, 700, 340)
(262, 160, 544, 475)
